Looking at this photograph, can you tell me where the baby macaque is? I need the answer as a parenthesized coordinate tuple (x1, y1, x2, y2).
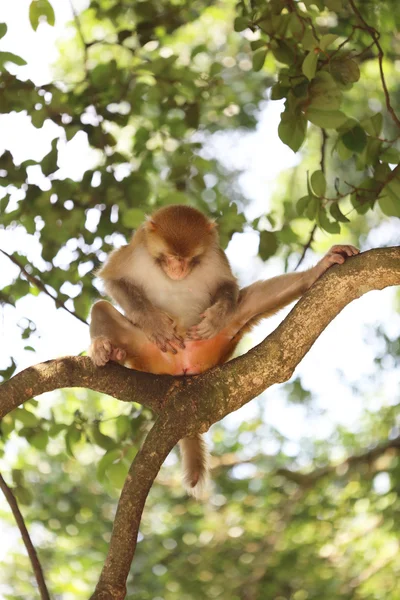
(89, 204, 359, 496)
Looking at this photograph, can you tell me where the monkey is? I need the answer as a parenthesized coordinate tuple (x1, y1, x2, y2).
(89, 204, 359, 497)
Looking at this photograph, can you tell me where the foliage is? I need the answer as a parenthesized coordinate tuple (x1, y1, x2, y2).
(0, 0, 400, 598)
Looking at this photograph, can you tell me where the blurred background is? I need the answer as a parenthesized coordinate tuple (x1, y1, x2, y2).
(0, 0, 400, 598)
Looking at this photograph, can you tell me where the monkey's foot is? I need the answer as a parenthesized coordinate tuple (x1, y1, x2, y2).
(89, 337, 126, 366)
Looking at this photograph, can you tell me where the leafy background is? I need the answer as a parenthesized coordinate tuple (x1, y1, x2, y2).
(0, 0, 400, 598)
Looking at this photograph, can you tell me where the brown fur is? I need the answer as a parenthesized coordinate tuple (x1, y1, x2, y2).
(89, 209, 360, 498)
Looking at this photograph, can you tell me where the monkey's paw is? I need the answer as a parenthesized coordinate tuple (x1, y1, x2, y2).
(316, 244, 359, 277)
(144, 312, 185, 354)
(187, 305, 227, 340)
(89, 337, 126, 366)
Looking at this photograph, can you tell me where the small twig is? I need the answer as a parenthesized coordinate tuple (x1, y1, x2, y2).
(349, 0, 400, 130)
(0, 473, 51, 600)
(68, 0, 88, 74)
(0, 249, 87, 326)
(295, 129, 327, 270)
(277, 433, 400, 486)
(294, 225, 316, 271)
(320, 128, 327, 173)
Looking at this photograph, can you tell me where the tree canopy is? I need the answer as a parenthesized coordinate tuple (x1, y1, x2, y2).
(0, 0, 399, 599)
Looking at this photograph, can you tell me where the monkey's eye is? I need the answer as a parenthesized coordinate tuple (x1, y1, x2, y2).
(155, 254, 164, 265)
(191, 255, 201, 267)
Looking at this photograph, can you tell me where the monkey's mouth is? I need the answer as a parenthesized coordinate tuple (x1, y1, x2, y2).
(167, 270, 190, 280)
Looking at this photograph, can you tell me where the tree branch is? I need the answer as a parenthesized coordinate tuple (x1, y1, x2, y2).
(0, 473, 51, 600)
(0, 356, 175, 419)
(1, 247, 400, 424)
(349, 0, 400, 129)
(1, 247, 399, 599)
(277, 434, 400, 486)
(90, 417, 183, 600)
(0, 249, 87, 326)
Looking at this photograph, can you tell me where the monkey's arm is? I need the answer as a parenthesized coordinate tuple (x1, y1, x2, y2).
(104, 278, 184, 353)
(226, 244, 359, 337)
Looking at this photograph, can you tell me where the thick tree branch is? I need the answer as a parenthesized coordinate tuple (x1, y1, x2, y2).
(90, 417, 183, 600)
(1, 248, 400, 425)
(1, 247, 399, 600)
(0, 473, 51, 600)
(0, 356, 175, 419)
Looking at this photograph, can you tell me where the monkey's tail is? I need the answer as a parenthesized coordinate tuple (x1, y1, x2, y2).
(179, 434, 209, 499)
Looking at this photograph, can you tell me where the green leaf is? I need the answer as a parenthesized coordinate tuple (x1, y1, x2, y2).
(336, 138, 353, 160)
(270, 83, 289, 100)
(116, 415, 131, 440)
(14, 408, 39, 427)
(302, 30, 318, 51)
(0, 23, 7, 40)
(381, 148, 400, 164)
(302, 51, 318, 81)
(330, 202, 350, 223)
(378, 195, 400, 217)
(379, 176, 400, 216)
(271, 40, 295, 65)
(90, 423, 116, 451)
(325, 0, 342, 9)
(252, 47, 267, 72)
(0, 51, 27, 67)
(311, 170, 326, 196)
(107, 460, 129, 488)
(296, 195, 311, 216)
(306, 108, 347, 128)
(317, 207, 340, 233)
(258, 231, 278, 260)
(330, 59, 360, 85)
(29, 430, 49, 451)
(234, 17, 249, 32)
(49, 423, 67, 437)
(278, 111, 307, 152)
(29, 0, 55, 31)
(41, 138, 58, 176)
(309, 71, 341, 110)
(341, 125, 367, 153)
(14, 486, 33, 506)
(319, 34, 338, 51)
(360, 113, 382, 137)
(121, 208, 146, 229)
(306, 196, 319, 219)
(65, 425, 82, 457)
(97, 449, 122, 483)
(1, 414, 15, 436)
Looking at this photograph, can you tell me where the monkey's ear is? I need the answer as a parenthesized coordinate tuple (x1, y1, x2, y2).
(208, 219, 217, 230)
(145, 216, 157, 231)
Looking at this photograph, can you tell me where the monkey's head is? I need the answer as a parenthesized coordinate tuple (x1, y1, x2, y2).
(144, 205, 218, 280)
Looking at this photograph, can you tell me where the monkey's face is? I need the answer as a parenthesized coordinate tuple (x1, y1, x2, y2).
(145, 229, 205, 280)
(160, 255, 192, 280)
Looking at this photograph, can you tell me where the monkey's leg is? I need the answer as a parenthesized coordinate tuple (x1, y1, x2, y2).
(89, 300, 146, 367)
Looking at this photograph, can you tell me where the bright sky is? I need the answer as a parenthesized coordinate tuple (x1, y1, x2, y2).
(0, 1, 399, 463)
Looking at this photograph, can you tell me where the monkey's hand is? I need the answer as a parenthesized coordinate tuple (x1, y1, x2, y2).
(89, 337, 127, 367)
(138, 311, 185, 354)
(187, 302, 231, 340)
(313, 244, 359, 280)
